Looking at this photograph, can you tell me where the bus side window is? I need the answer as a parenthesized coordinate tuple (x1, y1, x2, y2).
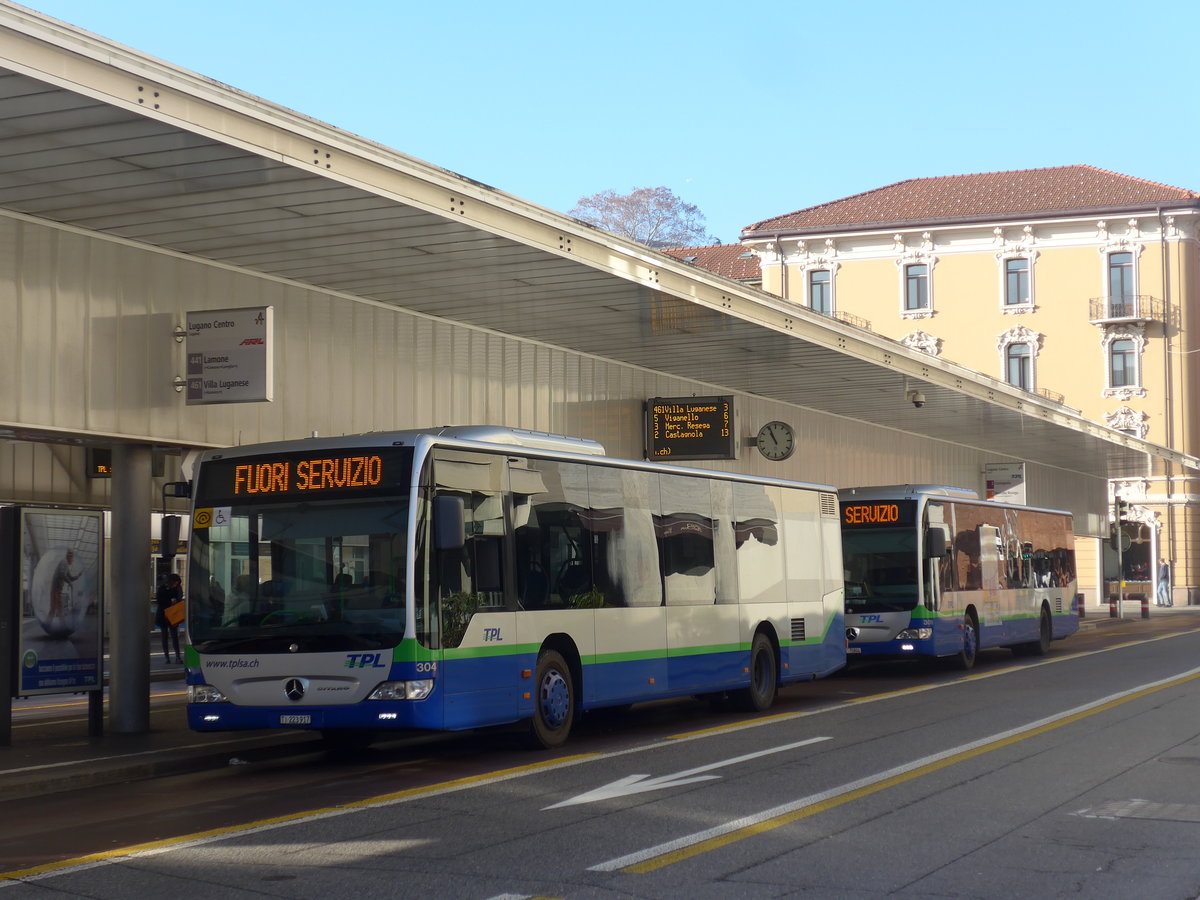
(586, 465, 658, 609)
(657, 475, 710, 609)
(515, 458, 594, 609)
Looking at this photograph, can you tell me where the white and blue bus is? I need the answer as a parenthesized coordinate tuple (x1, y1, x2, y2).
(184, 426, 846, 747)
(839, 485, 1078, 668)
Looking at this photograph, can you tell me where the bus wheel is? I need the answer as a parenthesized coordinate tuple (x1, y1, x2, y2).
(735, 633, 778, 712)
(527, 649, 575, 749)
(1015, 608, 1052, 657)
(952, 613, 979, 671)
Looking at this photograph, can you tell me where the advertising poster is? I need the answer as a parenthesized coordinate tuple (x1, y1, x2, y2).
(17, 509, 104, 695)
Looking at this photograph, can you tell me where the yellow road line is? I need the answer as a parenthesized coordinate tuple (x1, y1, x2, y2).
(0, 753, 598, 884)
(600, 666, 1200, 873)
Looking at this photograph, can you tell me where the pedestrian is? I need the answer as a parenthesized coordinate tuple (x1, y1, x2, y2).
(1157, 559, 1173, 607)
(155, 573, 184, 663)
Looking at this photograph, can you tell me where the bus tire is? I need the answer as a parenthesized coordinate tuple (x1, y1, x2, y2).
(951, 612, 979, 671)
(734, 633, 778, 712)
(526, 649, 575, 749)
(1014, 607, 1052, 657)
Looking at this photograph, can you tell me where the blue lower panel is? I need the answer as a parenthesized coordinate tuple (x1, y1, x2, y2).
(442, 652, 528, 730)
(662, 650, 744, 698)
(786, 626, 847, 678)
(585, 657, 670, 705)
(1053, 612, 1079, 640)
(852, 617, 939, 659)
(187, 699, 445, 732)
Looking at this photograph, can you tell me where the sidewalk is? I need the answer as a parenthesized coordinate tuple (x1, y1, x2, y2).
(1077, 597, 1200, 629)
(3, 605, 1200, 804)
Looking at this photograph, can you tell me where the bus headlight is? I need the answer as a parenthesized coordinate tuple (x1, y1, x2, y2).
(895, 628, 933, 641)
(368, 680, 433, 701)
(188, 684, 228, 703)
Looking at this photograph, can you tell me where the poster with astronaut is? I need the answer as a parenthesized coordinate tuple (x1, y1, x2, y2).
(18, 509, 103, 695)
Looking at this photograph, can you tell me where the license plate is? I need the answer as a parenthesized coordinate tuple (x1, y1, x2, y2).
(846, 647, 862, 654)
(279, 714, 311, 725)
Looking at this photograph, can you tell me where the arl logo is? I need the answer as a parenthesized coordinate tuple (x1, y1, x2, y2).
(240, 337, 265, 345)
(345, 652, 389, 669)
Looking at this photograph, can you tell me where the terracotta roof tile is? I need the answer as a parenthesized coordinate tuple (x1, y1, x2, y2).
(742, 165, 1200, 236)
(661, 244, 760, 281)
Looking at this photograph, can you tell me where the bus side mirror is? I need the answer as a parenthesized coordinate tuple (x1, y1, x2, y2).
(924, 527, 948, 559)
(433, 496, 465, 551)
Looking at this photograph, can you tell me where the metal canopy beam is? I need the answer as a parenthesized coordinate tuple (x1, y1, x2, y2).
(0, 4, 1192, 482)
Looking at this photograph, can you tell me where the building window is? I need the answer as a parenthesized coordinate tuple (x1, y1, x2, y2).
(1006, 343, 1032, 390)
(1005, 258, 1030, 307)
(1102, 326, 1146, 398)
(1109, 338, 1137, 388)
(905, 264, 929, 311)
(808, 269, 831, 313)
(1108, 251, 1134, 314)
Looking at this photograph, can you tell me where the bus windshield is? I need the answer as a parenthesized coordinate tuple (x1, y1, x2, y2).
(841, 527, 920, 612)
(187, 497, 409, 653)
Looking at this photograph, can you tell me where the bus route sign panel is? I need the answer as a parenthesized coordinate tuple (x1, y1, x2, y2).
(185, 306, 274, 405)
(645, 396, 735, 460)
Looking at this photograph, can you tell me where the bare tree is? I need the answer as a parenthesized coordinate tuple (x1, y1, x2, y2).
(569, 186, 718, 248)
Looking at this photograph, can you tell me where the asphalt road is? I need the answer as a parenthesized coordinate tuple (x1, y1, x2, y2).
(5, 617, 1200, 898)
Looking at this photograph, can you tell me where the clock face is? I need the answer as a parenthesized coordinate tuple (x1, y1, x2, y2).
(756, 421, 795, 461)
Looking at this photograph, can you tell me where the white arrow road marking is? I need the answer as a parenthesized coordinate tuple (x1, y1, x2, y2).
(544, 736, 832, 809)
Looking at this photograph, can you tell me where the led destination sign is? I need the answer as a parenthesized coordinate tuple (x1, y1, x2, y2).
(235, 455, 382, 495)
(841, 500, 917, 528)
(645, 396, 735, 461)
(197, 448, 409, 507)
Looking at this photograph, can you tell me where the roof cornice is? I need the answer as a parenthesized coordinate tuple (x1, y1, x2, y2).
(741, 203, 1200, 241)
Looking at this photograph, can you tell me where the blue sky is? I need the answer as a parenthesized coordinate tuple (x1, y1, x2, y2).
(16, 0, 1200, 244)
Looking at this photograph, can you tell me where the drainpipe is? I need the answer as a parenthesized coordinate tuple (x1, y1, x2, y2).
(1158, 207, 1177, 600)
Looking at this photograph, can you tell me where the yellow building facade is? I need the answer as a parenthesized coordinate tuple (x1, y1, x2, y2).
(739, 166, 1200, 605)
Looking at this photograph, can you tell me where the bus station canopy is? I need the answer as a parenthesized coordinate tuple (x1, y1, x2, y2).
(0, 4, 1192, 481)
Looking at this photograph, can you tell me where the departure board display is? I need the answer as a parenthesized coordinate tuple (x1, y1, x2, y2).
(645, 396, 736, 460)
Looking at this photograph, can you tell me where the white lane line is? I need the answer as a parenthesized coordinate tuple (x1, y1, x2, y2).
(545, 737, 832, 809)
(589, 663, 1200, 872)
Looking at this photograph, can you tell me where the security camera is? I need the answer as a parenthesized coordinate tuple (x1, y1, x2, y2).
(908, 390, 926, 409)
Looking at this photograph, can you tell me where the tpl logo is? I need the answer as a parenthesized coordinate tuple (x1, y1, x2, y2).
(859, 615, 883, 623)
(345, 652, 388, 669)
(240, 337, 264, 345)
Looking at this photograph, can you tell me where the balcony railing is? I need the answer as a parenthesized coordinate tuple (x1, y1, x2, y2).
(830, 310, 872, 331)
(1089, 295, 1163, 324)
(1037, 387, 1065, 405)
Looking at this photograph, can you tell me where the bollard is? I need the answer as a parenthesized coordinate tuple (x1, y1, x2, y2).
(1140, 593, 1150, 619)
(1109, 595, 1118, 618)
(1077, 593, 1085, 619)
